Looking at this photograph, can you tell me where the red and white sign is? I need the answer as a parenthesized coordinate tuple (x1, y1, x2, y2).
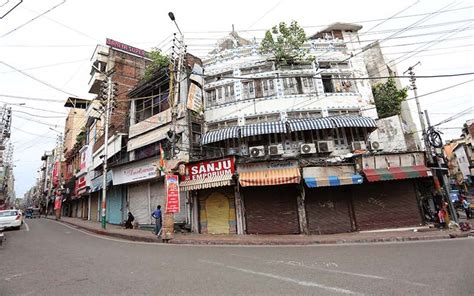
(106, 38, 146, 57)
(52, 161, 60, 186)
(181, 157, 235, 181)
(75, 176, 87, 196)
(165, 174, 180, 214)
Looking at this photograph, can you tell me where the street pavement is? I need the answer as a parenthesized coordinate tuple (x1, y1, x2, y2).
(0, 219, 473, 296)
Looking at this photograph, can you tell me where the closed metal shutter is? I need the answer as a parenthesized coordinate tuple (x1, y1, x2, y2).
(129, 182, 150, 225)
(107, 186, 123, 224)
(243, 185, 300, 234)
(352, 180, 421, 231)
(90, 194, 99, 221)
(305, 187, 353, 234)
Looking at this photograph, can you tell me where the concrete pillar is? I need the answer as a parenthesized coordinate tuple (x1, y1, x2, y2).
(234, 183, 245, 235)
(297, 183, 309, 235)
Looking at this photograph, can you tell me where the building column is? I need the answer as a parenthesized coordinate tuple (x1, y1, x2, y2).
(191, 193, 199, 233)
(297, 183, 309, 235)
(234, 183, 245, 235)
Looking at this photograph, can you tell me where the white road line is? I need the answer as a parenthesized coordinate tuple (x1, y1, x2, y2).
(23, 222, 29, 232)
(199, 259, 362, 295)
(229, 253, 428, 287)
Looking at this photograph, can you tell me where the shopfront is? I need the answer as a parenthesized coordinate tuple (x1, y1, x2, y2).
(238, 161, 301, 235)
(303, 166, 363, 234)
(353, 153, 429, 230)
(90, 171, 113, 222)
(180, 157, 236, 234)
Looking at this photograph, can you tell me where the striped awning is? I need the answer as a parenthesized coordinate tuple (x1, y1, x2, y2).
(241, 121, 287, 137)
(180, 173, 234, 191)
(330, 115, 377, 128)
(239, 167, 301, 187)
(303, 166, 363, 188)
(201, 126, 240, 145)
(362, 165, 432, 182)
(288, 117, 335, 132)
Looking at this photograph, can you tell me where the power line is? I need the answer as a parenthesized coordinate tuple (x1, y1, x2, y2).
(0, 101, 66, 114)
(0, 94, 65, 103)
(0, 59, 89, 74)
(13, 110, 66, 119)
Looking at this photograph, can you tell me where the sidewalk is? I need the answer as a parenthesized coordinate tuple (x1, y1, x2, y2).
(49, 217, 472, 246)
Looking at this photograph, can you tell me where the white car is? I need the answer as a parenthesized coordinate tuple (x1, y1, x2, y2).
(0, 210, 22, 230)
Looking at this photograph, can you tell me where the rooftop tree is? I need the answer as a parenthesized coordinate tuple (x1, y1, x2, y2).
(144, 48, 169, 81)
(372, 78, 408, 119)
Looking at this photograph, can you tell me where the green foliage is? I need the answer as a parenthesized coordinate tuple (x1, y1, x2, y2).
(144, 48, 169, 81)
(372, 78, 408, 119)
(260, 21, 309, 64)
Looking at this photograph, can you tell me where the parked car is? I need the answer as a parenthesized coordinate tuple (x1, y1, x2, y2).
(0, 210, 22, 230)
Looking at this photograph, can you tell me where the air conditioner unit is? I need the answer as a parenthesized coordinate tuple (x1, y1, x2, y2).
(317, 141, 335, 153)
(351, 141, 367, 151)
(268, 144, 284, 155)
(367, 141, 383, 151)
(300, 143, 317, 154)
(226, 147, 240, 156)
(249, 146, 265, 158)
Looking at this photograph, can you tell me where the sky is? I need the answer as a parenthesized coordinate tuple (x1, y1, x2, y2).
(0, 0, 472, 198)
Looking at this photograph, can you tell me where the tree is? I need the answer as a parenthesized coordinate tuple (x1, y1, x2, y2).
(260, 21, 310, 64)
(144, 48, 169, 81)
(372, 78, 408, 119)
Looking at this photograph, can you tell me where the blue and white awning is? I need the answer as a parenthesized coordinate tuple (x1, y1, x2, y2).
(330, 115, 377, 128)
(241, 121, 287, 137)
(201, 126, 240, 145)
(288, 117, 335, 132)
(303, 166, 363, 188)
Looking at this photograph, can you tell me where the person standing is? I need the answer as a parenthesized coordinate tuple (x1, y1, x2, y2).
(462, 198, 471, 219)
(151, 205, 162, 235)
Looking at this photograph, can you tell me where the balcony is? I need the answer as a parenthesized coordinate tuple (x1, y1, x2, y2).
(88, 71, 107, 95)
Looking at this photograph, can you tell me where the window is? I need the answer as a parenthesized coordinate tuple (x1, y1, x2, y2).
(242, 81, 255, 100)
(322, 76, 334, 93)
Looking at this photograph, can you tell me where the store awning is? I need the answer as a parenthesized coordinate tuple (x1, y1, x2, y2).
(362, 165, 432, 182)
(90, 171, 113, 192)
(288, 117, 335, 132)
(180, 173, 234, 191)
(330, 115, 377, 128)
(239, 167, 301, 187)
(241, 121, 287, 137)
(201, 126, 239, 145)
(303, 166, 363, 188)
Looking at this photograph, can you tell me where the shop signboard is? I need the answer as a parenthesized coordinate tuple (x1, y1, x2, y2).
(111, 158, 160, 185)
(106, 38, 146, 57)
(181, 157, 235, 181)
(165, 174, 180, 213)
(187, 82, 203, 113)
(237, 160, 298, 172)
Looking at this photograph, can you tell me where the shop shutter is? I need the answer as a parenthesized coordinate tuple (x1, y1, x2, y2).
(305, 187, 353, 234)
(243, 185, 299, 234)
(352, 180, 422, 231)
(90, 194, 99, 221)
(107, 186, 123, 224)
(129, 183, 150, 225)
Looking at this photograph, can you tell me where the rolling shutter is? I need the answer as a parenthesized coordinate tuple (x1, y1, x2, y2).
(128, 183, 150, 225)
(305, 187, 353, 234)
(352, 180, 422, 231)
(243, 185, 300, 234)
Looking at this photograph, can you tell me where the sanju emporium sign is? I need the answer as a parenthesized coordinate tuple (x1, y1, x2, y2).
(181, 157, 235, 181)
(106, 38, 146, 57)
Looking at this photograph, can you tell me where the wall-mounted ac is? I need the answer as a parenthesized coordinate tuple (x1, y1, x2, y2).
(268, 144, 284, 156)
(249, 146, 265, 158)
(351, 141, 367, 151)
(317, 141, 335, 153)
(300, 143, 317, 154)
(367, 141, 383, 151)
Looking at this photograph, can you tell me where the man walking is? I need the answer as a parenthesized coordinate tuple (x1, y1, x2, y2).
(151, 205, 162, 235)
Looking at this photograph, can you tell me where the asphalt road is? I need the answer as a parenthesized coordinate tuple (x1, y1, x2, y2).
(1, 219, 473, 296)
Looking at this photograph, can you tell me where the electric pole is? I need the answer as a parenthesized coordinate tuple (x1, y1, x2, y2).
(56, 132, 63, 220)
(100, 76, 116, 229)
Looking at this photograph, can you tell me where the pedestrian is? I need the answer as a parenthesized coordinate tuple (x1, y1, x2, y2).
(462, 198, 471, 219)
(151, 205, 162, 235)
(124, 212, 134, 229)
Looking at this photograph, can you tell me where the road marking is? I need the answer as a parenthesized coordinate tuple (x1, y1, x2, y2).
(199, 259, 362, 295)
(24, 222, 29, 232)
(229, 253, 428, 287)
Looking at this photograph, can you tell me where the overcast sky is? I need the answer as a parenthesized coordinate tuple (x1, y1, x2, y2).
(0, 0, 472, 198)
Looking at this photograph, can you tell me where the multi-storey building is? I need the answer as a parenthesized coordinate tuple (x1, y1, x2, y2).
(180, 23, 431, 235)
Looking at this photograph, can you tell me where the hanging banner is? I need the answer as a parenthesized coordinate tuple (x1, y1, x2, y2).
(52, 161, 59, 186)
(165, 174, 180, 213)
(187, 82, 203, 113)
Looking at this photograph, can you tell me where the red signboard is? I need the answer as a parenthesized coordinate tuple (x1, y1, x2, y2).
(52, 161, 59, 186)
(165, 174, 180, 213)
(75, 176, 87, 196)
(106, 38, 146, 57)
(181, 157, 235, 181)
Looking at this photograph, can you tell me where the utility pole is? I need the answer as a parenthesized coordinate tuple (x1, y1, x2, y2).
(404, 63, 457, 223)
(56, 132, 63, 220)
(424, 110, 458, 223)
(100, 76, 113, 229)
